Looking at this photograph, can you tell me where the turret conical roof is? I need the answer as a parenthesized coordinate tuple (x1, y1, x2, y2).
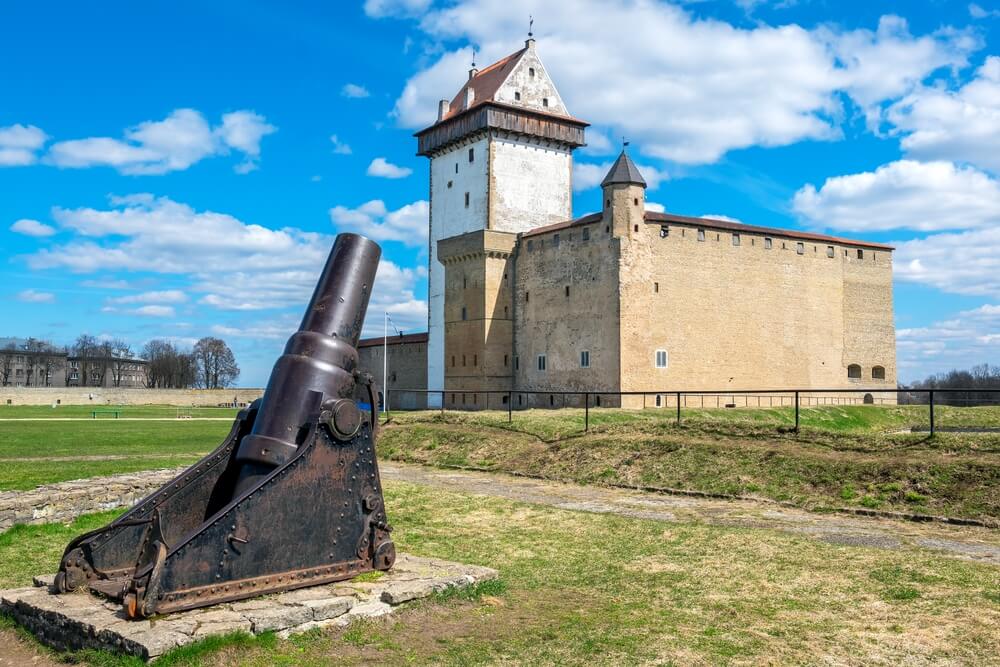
(601, 149, 646, 188)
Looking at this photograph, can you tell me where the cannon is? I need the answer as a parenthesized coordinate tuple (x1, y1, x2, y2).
(53, 233, 395, 618)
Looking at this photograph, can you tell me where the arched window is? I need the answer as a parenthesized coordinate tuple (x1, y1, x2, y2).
(847, 364, 862, 379)
(872, 366, 885, 380)
(863, 393, 874, 404)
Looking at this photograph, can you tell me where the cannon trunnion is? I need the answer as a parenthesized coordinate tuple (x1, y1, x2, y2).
(53, 234, 395, 618)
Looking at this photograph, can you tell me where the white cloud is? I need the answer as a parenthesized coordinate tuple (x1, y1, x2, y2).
(701, 213, 743, 223)
(330, 199, 429, 247)
(386, 3, 976, 165)
(894, 225, 1000, 298)
(366, 157, 413, 179)
(792, 160, 1000, 232)
(10, 218, 56, 237)
(969, 3, 1000, 19)
(23, 195, 427, 334)
(0, 124, 47, 166)
(108, 289, 188, 305)
(17, 289, 55, 303)
(329, 134, 352, 155)
(46, 109, 276, 175)
(896, 305, 1000, 378)
(573, 160, 666, 191)
(341, 83, 371, 98)
(888, 57, 1000, 173)
(363, 0, 432, 18)
(80, 278, 132, 289)
(133, 305, 176, 317)
(645, 202, 666, 213)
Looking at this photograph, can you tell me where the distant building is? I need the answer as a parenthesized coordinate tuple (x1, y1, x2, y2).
(0, 350, 67, 387)
(66, 356, 149, 388)
(357, 333, 428, 410)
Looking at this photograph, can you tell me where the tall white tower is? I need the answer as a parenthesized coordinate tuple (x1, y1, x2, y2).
(416, 38, 588, 403)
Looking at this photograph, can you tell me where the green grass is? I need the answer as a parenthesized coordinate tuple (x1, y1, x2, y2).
(379, 407, 1000, 520)
(0, 405, 240, 419)
(2, 482, 998, 665)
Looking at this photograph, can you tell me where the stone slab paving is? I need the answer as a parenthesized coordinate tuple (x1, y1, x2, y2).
(0, 554, 497, 660)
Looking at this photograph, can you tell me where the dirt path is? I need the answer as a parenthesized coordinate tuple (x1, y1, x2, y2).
(380, 462, 1000, 565)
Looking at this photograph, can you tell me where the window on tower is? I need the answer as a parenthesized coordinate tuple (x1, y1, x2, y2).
(514, 91, 521, 101)
(542, 98, 549, 107)
(464, 192, 470, 208)
(468, 148, 474, 162)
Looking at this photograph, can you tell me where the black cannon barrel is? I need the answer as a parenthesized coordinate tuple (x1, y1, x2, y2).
(231, 233, 381, 497)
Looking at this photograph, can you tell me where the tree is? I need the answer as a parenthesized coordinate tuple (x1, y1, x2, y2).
(21, 338, 61, 387)
(72, 334, 99, 386)
(109, 339, 134, 387)
(142, 340, 197, 388)
(193, 337, 239, 389)
(0, 344, 15, 387)
(900, 364, 1000, 406)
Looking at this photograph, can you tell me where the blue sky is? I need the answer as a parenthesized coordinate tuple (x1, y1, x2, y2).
(2, 0, 998, 385)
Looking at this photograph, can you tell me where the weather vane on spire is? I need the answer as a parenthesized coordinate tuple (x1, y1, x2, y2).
(471, 49, 476, 69)
(623, 136, 630, 149)
(528, 15, 534, 38)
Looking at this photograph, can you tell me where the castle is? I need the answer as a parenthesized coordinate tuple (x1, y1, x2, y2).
(358, 39, 896, 409)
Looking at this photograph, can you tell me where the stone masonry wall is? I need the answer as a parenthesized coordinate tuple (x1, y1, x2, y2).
(0, 387, 264, 406)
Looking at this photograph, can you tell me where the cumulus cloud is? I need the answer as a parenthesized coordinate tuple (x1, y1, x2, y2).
(10, 218, 56, 237)
(645, 202, 666, 213)
(894, 225, 1000, 298)
(792, 160, 1000, 232)
(22, 195, 427, 333)
(888, 56, 1000, 173)
(385, 2, 976, 164)
(329, 134, 352, 155)
(897, 304, 1000, 377)
(701, 213, 743, 223)
(366, 157, 413, 179)
(573, 160, 666, 191)
(969, 3, 1000, 19)
(46, 109, 276, 175)
(330, 199, 429, 247)
(363, 0, 432, 18)
(17, 289, 55, 303)
(341, 83, 371, 98)
(0, 124, 48, 166)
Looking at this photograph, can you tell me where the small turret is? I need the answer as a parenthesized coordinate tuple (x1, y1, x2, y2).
(601, 148, 647, 238)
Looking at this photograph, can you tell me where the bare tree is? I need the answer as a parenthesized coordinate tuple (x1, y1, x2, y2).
(142, 340, 197, 388)
(0, 344, 15, 387)
(193, 337, 240, 389)
(72, 334, 99, 386)
(109, 339, 134, 387)
(900, 364, 1000, 406)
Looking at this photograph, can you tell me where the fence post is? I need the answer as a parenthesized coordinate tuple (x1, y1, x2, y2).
(929, 389, 935, 436)
(440, 391, 445, 417)
(794, 391, 800, 433)
(585, 392, 589, 433)
(676, 391, 681, 425)
(508, 390, 512, 423)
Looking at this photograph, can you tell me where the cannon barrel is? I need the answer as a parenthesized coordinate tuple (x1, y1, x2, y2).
(232, 233, 381, 496)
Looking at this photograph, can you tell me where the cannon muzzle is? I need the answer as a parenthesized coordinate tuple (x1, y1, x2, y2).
(53, 233, 396, 618)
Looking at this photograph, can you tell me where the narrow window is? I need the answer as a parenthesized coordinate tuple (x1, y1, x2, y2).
(504, 272, 508, 282)
(502, 395, 508, 404)
(634, 198, 639, 206)
(847, 364, 861, 379)
(518, 394, 523, 405)
(468, 148, 474, 162)
(461, 306, 467, 320)
(697, 229, 705, 242)
(525, 291, 529, 303)
(655, 349, 668, 368)
(732, 233, 740, 247)
(455, 163, 458, 174)
(451, 355, 455, 367)
(463, 355, 466, 367)
(504, 354, 508, 367)
(463, 276, 467, 288)
(580, 350, 590, 368)
(553, 233, 560, 246)
(549, 395, 554, 406)
(515, 356, 519, 370)
(464, 192, 470, 208)
(872, 365, 886, 380)
(504, 306, 508, 316)
(660, 225, 669, 238)
(633, 224, 639, 232)
(527, 239, 534, 251)
(537, 355, 546, 371)
(605, 199, 610, 207)
(473, 354, 477, 366)
(565, 285, 570, 297)
(596, 395, 601, 406)
(655, 394, 662, 407)
(451, 393, 455, 403)
(654, 282, 659, 293)
(514, 91, 521, 101)
(473, 393, 477, 405)
(462, 393, 466, 404)
(796, 242, 804, 255)
(529, 67, 535, 77)
(542, 98, 549, 107)
(827, 246, 834, 258)
(447, 180, 453, 189)
(857, 248, 864, 259)
(605, 225, 610, 233)
(582, 227, 590, 241)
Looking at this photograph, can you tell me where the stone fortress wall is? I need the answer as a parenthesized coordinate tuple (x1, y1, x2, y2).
(0, 387, 264, 406)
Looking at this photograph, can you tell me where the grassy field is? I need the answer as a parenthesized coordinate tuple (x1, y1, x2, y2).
(379, 406, 1000, 520)
(2, 481, 999, 666)
(2, 404, 998, 519)
(0, 405, 240, 419)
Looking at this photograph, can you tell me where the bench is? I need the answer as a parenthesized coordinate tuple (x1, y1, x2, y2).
(91, 410, 121, 419)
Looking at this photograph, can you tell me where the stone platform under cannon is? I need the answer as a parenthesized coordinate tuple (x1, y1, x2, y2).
(1, 554, 497, 660)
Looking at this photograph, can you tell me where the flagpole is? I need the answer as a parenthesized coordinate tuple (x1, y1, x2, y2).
(382, 311, 388, 416)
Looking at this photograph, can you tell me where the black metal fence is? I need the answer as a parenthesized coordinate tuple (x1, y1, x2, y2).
(379, 387, 1000, 436)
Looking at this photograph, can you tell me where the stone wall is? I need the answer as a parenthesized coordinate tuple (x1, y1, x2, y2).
(0, 387, 263, 406)
(358, 339, 428, 410)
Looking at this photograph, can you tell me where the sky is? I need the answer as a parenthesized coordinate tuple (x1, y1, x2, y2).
(1, 0, 998, 386)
